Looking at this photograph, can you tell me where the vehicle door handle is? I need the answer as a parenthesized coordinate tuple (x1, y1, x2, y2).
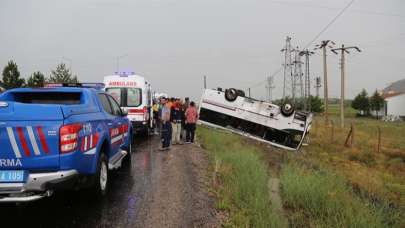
(118, 122, 121, 125)
(107, 123, 113, 126)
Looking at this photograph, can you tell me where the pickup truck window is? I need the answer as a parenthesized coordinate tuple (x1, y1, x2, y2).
(105, 88, 121, 104)
(107, 95, 122, 116)
(10, 92, 81, 104)
(98, 94, 113, 115)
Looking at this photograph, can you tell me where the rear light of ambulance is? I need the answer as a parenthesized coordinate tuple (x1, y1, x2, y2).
(128, 107, 148, 121)
(143, 106, 148, 120)
(128, 106, 147, 114)
(60, 123, 82, 153)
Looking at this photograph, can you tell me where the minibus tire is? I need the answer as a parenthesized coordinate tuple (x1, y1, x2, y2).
(225, 88, 238, 102)
(281, 103, 294, 117)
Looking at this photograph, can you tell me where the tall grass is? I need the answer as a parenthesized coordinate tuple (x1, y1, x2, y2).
(198, 126, 285, 228)
(280, 163, 391, 228)
(309, 116, 405, 207)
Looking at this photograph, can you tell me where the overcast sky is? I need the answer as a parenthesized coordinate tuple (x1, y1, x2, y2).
(0, 0, 404, 101)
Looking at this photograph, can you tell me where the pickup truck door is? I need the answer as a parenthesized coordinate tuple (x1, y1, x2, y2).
(97, 94, 121, 157)
(106, 94, 127, 153)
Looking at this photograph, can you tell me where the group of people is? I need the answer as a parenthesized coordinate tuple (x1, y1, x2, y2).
(152, 97, 199, 150)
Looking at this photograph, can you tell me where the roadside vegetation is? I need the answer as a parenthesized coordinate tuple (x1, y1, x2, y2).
(1, 60, 78, 89)
(198, 127, 285, 228)
(198, 105, 404, 227)
(300, 107, 405, 227)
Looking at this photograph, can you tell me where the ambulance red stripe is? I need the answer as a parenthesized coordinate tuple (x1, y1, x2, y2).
(37, 126, 49, 154)
(16, 127, 31, 157)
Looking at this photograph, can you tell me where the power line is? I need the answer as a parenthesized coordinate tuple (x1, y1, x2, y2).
(270, 1, 405, 18)
(245, 0, 356, 92)
(302, 0, 356, 49)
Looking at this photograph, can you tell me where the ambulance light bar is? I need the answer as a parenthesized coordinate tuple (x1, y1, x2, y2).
(114, 71, 135, 77)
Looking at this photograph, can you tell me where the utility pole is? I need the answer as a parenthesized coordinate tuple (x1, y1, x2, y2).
(299, 49, 314, 111)
(315, 40, 335, 125)
(248, 88, 251, 97)
(331, 44, 361, 128)
(292, 47, 304, 104)
(281, 36, 293, 99)
(203, 75, 207, 89)
(266, 76, 275, 102)
(291, 47, 303, 105)
(314, 76, 321, 97)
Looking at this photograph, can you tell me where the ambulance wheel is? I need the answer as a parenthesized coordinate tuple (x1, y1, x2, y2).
(281, 103, 294, 117)
(92, 153, 109, 197)
(225, 88, 238, 102)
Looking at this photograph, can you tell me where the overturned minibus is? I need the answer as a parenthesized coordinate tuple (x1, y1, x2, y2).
(198, 88, 313, 150)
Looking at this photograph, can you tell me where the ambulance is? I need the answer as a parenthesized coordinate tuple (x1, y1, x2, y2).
(104, 72, 153, 134)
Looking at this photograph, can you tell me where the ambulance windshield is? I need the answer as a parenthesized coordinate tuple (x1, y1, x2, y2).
(105, 88, 141, 107)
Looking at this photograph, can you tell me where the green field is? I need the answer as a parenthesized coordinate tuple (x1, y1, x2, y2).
(326, 103, 357, 118)
(198, 112, 405, 227)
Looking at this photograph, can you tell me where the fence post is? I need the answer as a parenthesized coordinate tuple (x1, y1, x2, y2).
(344, 124, 353, 147)
(377, 127, 381, 153)
(350, 123, 354, 147)
(330, 120, 334, 143)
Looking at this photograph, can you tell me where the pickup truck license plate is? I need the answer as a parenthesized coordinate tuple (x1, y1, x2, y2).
(0, 170, 25, 183)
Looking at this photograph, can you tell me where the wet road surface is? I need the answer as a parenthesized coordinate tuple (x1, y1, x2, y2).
(0, 136, 218, 228)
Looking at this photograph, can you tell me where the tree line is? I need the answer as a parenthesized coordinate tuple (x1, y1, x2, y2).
(351, 89, 384, 118)
(273, 96, 324, 113)
(0, 60, 79, 89)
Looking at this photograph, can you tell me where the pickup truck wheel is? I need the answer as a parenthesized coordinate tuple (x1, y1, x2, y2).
(92, 153, 108, 197)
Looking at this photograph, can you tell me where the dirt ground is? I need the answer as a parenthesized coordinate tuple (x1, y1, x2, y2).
(0, 136, 219, 228)
(134, 139, 220, 228)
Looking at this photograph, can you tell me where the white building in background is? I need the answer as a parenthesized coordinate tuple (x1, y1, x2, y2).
(382, 78, 405, 118)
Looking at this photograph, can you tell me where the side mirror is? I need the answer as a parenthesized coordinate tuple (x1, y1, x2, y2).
(121, 109, 128, 116)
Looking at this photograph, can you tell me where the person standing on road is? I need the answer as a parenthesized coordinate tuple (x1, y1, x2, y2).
(160, 98, 172, 150)
(185, 101, 199, 143)
(181, 97, 189, 140)
(152, 99, 159, 135)
(171, 99, 183, 145)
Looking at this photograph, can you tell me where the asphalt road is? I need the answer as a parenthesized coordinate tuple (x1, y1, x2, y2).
(0, 135, 218, 228)
(0, 136, 154, 227)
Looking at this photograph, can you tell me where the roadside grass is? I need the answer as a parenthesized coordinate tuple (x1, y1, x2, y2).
(302, 112, 405, 227)
(197, 126, 285, 228)
(197, 106, 404, 227)
(327, 104, 357, 118)
(280, 162, 391, 228)
(309, 116, 405, 202)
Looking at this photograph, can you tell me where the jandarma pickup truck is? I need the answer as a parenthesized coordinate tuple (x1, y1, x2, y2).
(0, 84, 133, 203)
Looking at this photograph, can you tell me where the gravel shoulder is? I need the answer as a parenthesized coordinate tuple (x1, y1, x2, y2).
(134, 140, 219, 228)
